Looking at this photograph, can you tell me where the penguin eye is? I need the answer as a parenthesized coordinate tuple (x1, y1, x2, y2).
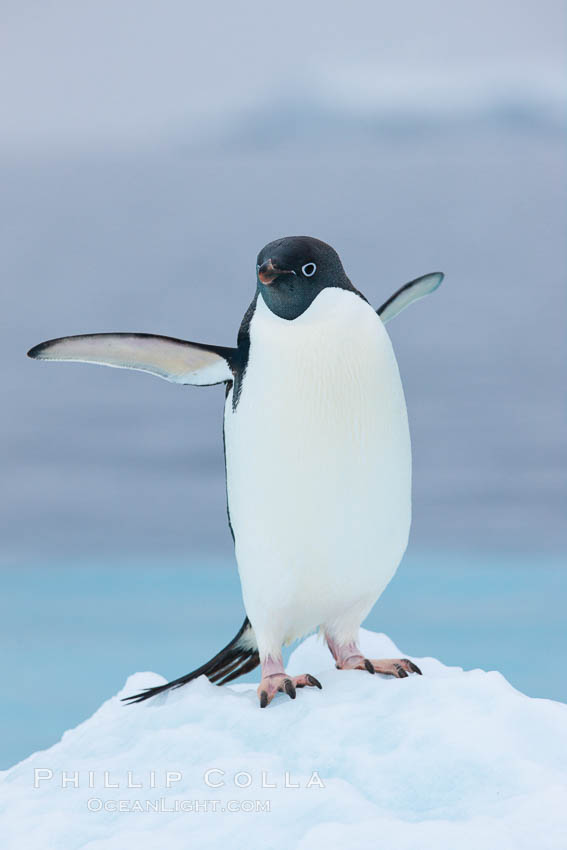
(302, 262, 317, 277)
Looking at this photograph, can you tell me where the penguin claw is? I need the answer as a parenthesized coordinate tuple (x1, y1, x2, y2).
(402, 658, 423, 675)
(283, 679, 296, 699)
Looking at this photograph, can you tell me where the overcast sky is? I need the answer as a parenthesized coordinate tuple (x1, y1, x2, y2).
(1, 0, 564, 151)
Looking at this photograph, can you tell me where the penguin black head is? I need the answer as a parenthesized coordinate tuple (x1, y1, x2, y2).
(256, 236, 357, 320)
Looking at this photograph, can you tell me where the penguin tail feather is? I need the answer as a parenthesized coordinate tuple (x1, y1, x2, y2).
(121, 618, 259, 704)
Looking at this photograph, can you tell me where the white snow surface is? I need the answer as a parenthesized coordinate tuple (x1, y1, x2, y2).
(2, 629, 566, 850)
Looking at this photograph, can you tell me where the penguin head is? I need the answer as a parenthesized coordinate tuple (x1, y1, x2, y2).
(256, 236, 354, 320)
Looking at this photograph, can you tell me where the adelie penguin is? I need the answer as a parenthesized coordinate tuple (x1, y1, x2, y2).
(28, 236, 444, 708)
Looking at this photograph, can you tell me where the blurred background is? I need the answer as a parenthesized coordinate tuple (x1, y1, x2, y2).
(1, 0, 565, 767)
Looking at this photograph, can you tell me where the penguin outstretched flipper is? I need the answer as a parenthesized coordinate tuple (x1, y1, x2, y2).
(122, 617, 259, 703)
(378, 272, 444, 324)
(27, 332, 237, 386)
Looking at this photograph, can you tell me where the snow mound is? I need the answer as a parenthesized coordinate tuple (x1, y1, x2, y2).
(2, 629, 566, 850)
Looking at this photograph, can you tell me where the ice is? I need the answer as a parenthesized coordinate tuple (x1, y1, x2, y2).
(2, 629, 566, 849)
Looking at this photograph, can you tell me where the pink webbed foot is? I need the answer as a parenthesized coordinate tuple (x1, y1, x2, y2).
(257, 656, 322, 708)
(327, 638, 422, 678)
(257, 673, 322, 708)
(342, 656, 422, 677)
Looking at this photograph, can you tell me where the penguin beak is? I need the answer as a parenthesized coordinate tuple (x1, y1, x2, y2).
(257, 259, 296, 285)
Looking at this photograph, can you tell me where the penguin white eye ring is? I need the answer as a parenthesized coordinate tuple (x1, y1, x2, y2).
(27, 234, 445, 708)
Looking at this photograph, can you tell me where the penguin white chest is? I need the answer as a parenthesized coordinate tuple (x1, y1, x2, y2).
(224, 288, 411, 652)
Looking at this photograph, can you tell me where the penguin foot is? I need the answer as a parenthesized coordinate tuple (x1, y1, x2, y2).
(257, 672, 322, 708)
(354, 657, 422, 677)
(326, 637, 421, 678)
